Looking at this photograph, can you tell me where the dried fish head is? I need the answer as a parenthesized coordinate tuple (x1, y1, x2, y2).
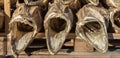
(76, 5, 108, 53)
(110, 8, 120, 33)
(44, 3, 73, 55)
(9, 4, 42, 57)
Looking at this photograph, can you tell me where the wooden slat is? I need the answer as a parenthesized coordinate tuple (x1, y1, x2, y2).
(18, 51, 120, 58)
(0, 37, 4, 55)
(74, 38, 94, 52)
(28, 39, 74, 48)
(28, 33, 120, 52)
(6, 33, 120, 56)
(34, 33, 120, 52)
(0, 33, 6, 37)
(108, 33, 120, 39)
(20, 48, 74, 55)
(4, 0, 10, 33)
(35, 33, 76, 39)
(4, 0, 11, 18)
(3, 37, 7, 56)
(36, 33, 120, 39)
(4, 0, 11, 55)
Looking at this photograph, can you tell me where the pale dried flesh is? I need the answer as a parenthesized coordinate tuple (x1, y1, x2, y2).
(110, 9, 120, 33)
(44, 3, 73, 55)
(76, 5, 108, 53)
(9, 4, 42, 57)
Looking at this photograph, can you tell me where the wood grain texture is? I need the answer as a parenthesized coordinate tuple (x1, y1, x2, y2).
(0, 8, 4, 30)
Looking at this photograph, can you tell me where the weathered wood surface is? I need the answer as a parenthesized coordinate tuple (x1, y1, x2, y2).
(4, 0, 11, 33)
(4, 0, 11, 56)
(3, 33, 120, 58)
(0, 37, 5, 55)
(0, 0, 16, 7)
(75, 38, 94, 52)
(5, 33, 120, 58)
(34, 33, 120, 40)
(2, 0, 120, 58)
(17, 51, 120, 58)
(0, 8, 4, 30)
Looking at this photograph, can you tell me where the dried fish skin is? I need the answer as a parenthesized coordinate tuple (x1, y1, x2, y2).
(102, 0, 120, 8)
(9, 4, 42, 58)
(44, 3, 73, 55)
(109, 8, 120, 33)
(76, 5, 108, 53)
(60, 0, 81, 11)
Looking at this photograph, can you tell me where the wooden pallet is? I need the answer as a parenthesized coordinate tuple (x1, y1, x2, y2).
(2, 0, 120, 58)
(4, 33, 120, 58)
(0, 33, 6, 56)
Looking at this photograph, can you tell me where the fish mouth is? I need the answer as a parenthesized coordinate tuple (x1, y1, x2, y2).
(50, 17, 67, 33)
(76, 17, 108, 53)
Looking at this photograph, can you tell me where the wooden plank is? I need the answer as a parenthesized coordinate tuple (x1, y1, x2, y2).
(19, 33, 120, 53)
(108, 33, 120, 39)
(0, 41, 3, 55)
(35, 33, 120, 52)
(3, 37, 7, 56)
(0, 56, 4, 58)
(28, 39, 74, 48)
(35, 33, 76, 39)
(4, 0, 11, 18)
(4, 0, 10, 33)
(6, 33, 120, 56)
(0, 37, 4, 55)
(4, 0, 11, 55)
(20, 48, 74, 55)
(0, 33, 6, 37)
(17, 51, 120, 58)
(74, 37, 94, 52)
(35, 33, 120, 39)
